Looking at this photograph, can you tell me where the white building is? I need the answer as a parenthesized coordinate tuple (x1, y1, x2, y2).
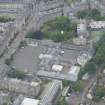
(52, 64, 63, 72)
(89, 21, 105, 29)
(21, 98, 40, 105)
(68, 66, 80, 82)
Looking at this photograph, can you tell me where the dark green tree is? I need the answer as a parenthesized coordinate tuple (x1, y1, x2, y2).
(93, 86, 105, 102)
(7, 68, 25, 79)
(72, 80, 84, 92)
(62, 80, 70, 87)
(83, 61, 96, 74)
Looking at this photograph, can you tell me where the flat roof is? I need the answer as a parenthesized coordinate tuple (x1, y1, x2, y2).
(52, 64, 63, 71)
(21, 98, 40, 105)
(69, 66, 80, 76)
(89, 21, 105, 28)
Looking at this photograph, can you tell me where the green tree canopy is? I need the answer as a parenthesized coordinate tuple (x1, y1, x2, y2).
(7, 68, 25, 79)
(83, 61, 96, 75)
(77, 9, 105, 21)
(56, 97, 68, 105)
(93, 86, 105, 102)
(0, 16, 15, 22)
(41, 16, 77, 42)
(62, 80, 71, 87)
(93, 33, 105, 66)
(72, 80, 85, 92)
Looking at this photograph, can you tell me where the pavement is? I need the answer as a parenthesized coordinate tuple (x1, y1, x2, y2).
(11, 44, 44, 73)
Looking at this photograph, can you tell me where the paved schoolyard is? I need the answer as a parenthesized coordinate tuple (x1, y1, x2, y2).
(11, 44, 44, 73)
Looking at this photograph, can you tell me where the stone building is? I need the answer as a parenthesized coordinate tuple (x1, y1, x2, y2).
(0, 78, 41, 96)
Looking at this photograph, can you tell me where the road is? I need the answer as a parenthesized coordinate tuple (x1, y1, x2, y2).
(80, 66, 103, 104)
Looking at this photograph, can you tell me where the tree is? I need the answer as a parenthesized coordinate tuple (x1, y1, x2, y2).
(72, 80, 85, 92)
(0, 16, 15, 22)
(41, 16, 76, 42)
(26, 31, 43, 39)
(54, 16, 70, 31)
(62, 80, 70, 87)
(78, 61, 96, 79)
(7, 68, 25, 79)
(77, 9, 104, 21)
(83, 61, 96, 75)
(26, 16, 74, 42)
(77, 10, 89, 19)
(93, 34, 105, 66)
(56, 97, 68, 105)
(93, 86, 105, 102)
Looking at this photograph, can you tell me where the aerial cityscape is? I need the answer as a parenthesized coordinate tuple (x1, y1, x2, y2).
(0, 0, 105, 105)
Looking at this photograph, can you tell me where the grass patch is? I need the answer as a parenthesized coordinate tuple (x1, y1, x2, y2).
(91, 31, 104, 43)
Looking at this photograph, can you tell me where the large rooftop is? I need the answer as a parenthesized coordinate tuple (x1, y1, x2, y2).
(21, 98, 40, 105)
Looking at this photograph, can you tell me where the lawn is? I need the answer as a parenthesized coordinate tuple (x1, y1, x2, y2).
(0, 4, 22, 9)
(91, 31, 104, 43)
